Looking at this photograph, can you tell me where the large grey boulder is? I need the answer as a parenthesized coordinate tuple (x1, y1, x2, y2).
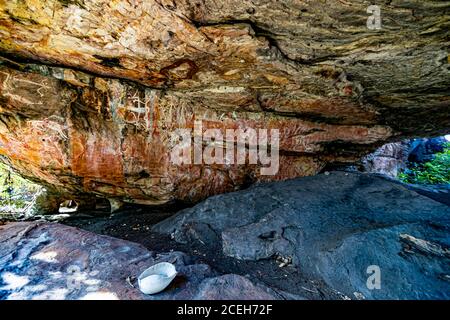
(1, 1, 450, 206)
(359, 141, 411, 178)
(154, 172, 450, 300)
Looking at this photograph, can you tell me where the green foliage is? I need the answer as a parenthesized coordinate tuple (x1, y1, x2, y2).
(0, 163, 41, 211)
(399, 142, 450, 185)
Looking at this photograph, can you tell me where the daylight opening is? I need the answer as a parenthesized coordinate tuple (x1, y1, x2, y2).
(357, 135, 450, 186)
(58, 200, 78, 214)
(0, 163, 42, 219)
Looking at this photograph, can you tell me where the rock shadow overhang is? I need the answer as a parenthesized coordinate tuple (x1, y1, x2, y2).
(0, 0, 448, 204)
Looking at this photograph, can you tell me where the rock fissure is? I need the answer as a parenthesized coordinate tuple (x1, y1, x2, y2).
(0, 0, 448, 205)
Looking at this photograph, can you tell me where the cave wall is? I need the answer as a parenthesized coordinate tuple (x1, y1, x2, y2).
(0, 0, 448, 204)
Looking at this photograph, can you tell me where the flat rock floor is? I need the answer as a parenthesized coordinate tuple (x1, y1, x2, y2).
(1, 172, 448, 300)
(0, 220, 319, 300)
(61, 205, 340, 300)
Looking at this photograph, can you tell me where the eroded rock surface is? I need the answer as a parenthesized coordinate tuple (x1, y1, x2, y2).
(154, 172, 450, 300)
(0, 221, 283, 300)
(409, 137, 448, 164)
(0, 1, 448, 204)
(358, 141, 411, 178)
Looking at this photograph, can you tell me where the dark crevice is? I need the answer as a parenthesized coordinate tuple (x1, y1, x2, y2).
(0, 52, 164, 91)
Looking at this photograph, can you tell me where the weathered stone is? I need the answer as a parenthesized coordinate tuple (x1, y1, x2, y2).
(0, 221, 282, 300)
(0, 0, 448, 204)
(403, 183, 450, 207)
(359, 141, 411, 178)
(409, 137, 448, 164)
(26, 189, 61, 215)
(0, 63, 391, 205)
(357, 136, 449, 179)
(154, 172, 450, 300)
